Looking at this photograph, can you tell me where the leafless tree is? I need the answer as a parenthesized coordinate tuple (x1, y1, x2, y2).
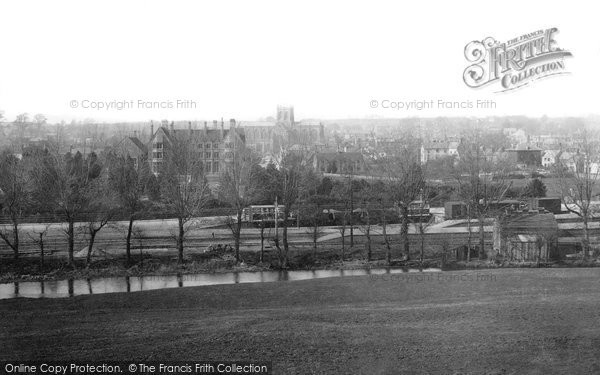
(30, 148, 102, 265)
(218, 142, 260, 263)
(454, 130, 512, 261)
(299, 171, 329, 257)
(371, 180, 393, 264)
(160, 133, 211, 263)
(82, 178, 117, 265)
(271, 149, 308, 268)
(108, 153, 150, 264)
(330, 181, 352, 261)
(555, 128, 600, 259)
(27, 223, 52, 269)
(356, 179, 378, 262)
(375, 139, 425, 262)
(0, 151, 31, 259)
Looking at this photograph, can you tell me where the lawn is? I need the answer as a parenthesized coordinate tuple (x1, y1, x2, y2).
(2, 268, 600, 374)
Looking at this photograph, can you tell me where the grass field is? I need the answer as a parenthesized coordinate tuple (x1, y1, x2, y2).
(3, 268, 600, 374)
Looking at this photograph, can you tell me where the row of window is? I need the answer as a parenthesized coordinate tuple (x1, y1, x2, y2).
(152, 142, 233, 150)
(151, 161, 220, 174)
(152, 152, 221, 159)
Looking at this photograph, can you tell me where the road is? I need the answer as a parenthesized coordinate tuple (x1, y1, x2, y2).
(0, 216, 343, 259)
(1, 214, 482, 260)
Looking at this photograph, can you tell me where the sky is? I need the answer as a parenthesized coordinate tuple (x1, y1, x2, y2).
(0, 0, 598, 123)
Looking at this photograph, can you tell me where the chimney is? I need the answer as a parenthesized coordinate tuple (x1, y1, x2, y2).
(213, 120, 218, 129)
(220, 119, 224, 139)
(204, 121, 208, 134)
(150, 121, 154, 141)
(188, 121, 192, 135)
(170, 121, 174, 133)
(229, 118, 236, 129)
(133, 130, 137, 138)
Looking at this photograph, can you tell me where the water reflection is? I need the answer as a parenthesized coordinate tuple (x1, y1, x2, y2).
(1, 267, 441, 300)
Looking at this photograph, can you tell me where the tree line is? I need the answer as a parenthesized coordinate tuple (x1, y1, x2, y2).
(2, 126, 598, 269)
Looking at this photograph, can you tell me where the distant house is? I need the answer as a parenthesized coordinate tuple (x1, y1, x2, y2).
(312, 151, 366, 175)
(507, 144, 542, 167)
(541, 150, 560, 168)
(420, 139, 459, 164)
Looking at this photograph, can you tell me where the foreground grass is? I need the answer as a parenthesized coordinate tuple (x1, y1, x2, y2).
(2, 268, 600, 374)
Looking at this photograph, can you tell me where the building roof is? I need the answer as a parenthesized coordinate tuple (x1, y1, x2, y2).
(542, 149, 560, 158)
(509, 143, 542, 151)
(315, 151, 364, 162)
(501, 213, 558, 235)
(128, 137, 148, 153)
(153, 126, 245, 144)
(422, 140, 458, 150)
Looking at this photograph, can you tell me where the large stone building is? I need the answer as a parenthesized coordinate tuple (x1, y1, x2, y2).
(113, 119, 245, 188)
(148, 119, 245, 186)
(113, 106, 327, 186)
(243, 106, 326, 157)
(506, 144, 542, 167)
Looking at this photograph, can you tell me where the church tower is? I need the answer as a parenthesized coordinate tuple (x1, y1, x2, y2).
(276, 105, 295, 127)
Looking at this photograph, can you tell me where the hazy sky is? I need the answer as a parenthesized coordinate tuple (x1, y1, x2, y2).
(0, 0, 597, 123)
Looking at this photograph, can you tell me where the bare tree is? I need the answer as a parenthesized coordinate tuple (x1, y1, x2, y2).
(330, 181, 351, 261)
(454, 130, 512, 261)
(218, 143, 260, 263)
(375, 140, 425, 262)
(372, 180, 393, 264)
(271, 150, 307, 268)
(298, 171, 330, 257)
(108, 153, 149, 264)
(556, 129, 600, 259)
(356, 179, 378, 262)
(30, 148, 102, 265)
(27, 223, 52, 269)
(0, 151, 30, 260)
(160, 133, 210, 263)
(83, 178, 117, 265)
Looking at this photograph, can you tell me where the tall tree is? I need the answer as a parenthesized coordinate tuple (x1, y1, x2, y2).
(356, 179, 378, 262)
(160, 134, 210, 263)
(31, 149, 102, 265)
(218, 144, 260, 263)
(271, 150, 307, 268)
(108, 153, 149, 264)
(454, 130, 512, 261)
(0, 151, 30, 259)
(299, 173, 331, 257)
(83, 176, 116, 265)
(376, 139, 425, 261)
(556, 129, 600, 259)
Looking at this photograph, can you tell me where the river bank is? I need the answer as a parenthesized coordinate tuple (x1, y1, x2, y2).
(2, 247, 600, 283)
